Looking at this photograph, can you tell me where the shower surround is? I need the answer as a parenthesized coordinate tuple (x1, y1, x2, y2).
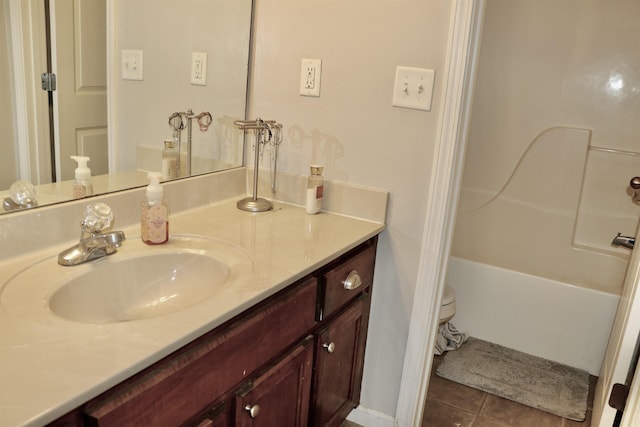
(448, 0, 640, 373)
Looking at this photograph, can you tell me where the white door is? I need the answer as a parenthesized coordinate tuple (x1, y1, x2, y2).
(53, 0, 108, 181)
(593, 222, 640, 426)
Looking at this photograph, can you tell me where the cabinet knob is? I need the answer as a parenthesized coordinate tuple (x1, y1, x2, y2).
(244, 404, 260, 418)
(342, 270, 362, 290)
(323, 342, 336, 353)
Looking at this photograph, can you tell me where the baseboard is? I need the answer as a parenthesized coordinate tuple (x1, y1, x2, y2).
(347, 405, 395, 427)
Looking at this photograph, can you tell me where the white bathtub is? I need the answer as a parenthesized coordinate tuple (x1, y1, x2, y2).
(445, 256, 620, 375)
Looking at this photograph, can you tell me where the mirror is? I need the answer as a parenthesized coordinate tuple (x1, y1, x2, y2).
(1, 0, 252, 214)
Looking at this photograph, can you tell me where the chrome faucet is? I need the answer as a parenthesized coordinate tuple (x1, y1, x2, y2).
(2, 180, 38, 212)
(58, 203, 126, 266)
(612, 232, 635, 250)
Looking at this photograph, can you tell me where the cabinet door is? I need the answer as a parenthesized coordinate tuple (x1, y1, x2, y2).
(312, 296, 369, 427)
(234, 337, 314, 427)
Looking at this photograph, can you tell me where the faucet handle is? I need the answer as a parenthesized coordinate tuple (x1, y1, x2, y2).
(629, 177, 640, 203)
(9, 180, 38, 208)
(83, 202, 113, 233)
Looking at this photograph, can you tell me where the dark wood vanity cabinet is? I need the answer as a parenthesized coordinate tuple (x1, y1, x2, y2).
(48, 237, 377, 427)
(191, 401, 230, 427)
(190, 336, 315, 427)
(234, 336, 314, 426)
(312, 296, 370, 427)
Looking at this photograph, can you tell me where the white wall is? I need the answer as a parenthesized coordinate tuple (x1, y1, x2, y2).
(250, 0, 453, 417)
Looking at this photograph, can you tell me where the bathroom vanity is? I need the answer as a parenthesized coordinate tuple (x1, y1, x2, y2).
(0, 184, 385, 427)
(49, 237, 376, 427)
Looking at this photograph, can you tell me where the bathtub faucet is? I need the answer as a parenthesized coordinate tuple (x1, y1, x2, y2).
(612, 232, 635, 250)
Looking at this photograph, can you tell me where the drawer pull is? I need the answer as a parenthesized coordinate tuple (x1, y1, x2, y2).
(323, 342, 336, 353)
(342, 270, 362, 290)
(244, 404, 261, 418)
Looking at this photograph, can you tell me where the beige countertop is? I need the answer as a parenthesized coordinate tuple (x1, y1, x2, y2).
(0, 199, 384, 427)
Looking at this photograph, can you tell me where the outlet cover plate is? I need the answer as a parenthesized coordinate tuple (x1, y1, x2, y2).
(300, 58, 322, 97)
(392, 66, 435, 111)
(191, 52, 208, 86)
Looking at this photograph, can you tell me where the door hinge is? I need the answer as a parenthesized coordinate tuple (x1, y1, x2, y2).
(41, 72, 56, 92)
(609, 383, 630, 411)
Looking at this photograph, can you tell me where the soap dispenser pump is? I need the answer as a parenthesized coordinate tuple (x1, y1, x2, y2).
(70, 156, 93, 198)
(141, 172, 169, 245)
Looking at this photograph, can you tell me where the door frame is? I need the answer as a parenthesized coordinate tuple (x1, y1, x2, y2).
(106, 0, 117, 173)
(7, 0, 52, 185)
(395, 1, 640, 426)
(7, 0, 33, 181)
(394, 0, 481, 425)
(622, 369, 640, 425)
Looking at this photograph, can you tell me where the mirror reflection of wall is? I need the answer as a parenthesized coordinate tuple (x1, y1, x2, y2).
(1, 0, 252, 214)
(114, 0, 251, 178)
(1, 3, 18, 190)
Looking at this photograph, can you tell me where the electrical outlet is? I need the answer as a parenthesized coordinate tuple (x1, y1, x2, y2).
(191, 52, 208, 86)
(305, 67, 316, 89)
(121, 50, 143, 81)
(392, 66, 435, 111)
(300, 58, 321, 97)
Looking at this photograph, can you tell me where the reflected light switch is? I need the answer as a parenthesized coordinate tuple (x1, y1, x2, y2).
(392, 66, 435, 111)
(121, 50, 143, 81)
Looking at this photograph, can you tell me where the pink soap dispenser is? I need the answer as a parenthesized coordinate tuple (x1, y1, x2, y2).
(141, 172, 169, 245)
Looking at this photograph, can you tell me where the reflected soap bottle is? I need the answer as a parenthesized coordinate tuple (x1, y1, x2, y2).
(161, 139, 178, 180)
(304, 216, 317, 259)
(70, 156, 93, 199)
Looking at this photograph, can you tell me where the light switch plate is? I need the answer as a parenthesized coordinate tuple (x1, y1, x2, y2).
(121, 50, 143, 81)
(392, 66, 435, 111)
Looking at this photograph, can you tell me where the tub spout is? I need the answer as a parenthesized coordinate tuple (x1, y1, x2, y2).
(612, 232, 635, 250)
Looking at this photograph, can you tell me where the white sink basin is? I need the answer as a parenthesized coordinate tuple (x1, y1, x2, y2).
(49, 252, 229, 323)
(0, 235, 253, 324)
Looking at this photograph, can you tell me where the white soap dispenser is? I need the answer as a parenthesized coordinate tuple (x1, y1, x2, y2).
(141, 172, 169, 245)
(70, 156, 93, 198)
(161, 139, 178, 180)
(306, 165, 324, 214)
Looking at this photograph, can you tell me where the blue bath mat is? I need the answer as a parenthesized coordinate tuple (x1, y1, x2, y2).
(435, 337, 590, 421)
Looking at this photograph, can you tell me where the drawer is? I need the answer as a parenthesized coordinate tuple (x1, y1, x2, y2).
(83, 277, 318, 427)
(317, 241, 376, 321)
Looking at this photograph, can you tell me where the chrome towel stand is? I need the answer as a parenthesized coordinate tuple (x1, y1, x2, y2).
(234, 118, 282, 212)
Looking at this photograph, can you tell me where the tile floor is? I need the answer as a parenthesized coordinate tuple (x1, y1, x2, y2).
(341, 354, 596, 427)
(423, 354, 597, 427)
